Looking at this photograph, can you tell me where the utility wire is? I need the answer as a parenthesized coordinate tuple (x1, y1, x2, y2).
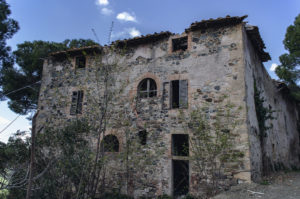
(108, 21, 114, 44)
(91, 28, 100, 44)
(2, 81, 41, 97)
(0, 81, 40, 134)
(0, 115, 20, 134)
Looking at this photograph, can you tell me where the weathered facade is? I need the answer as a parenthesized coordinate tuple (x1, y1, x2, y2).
(36, 15, 300, 197)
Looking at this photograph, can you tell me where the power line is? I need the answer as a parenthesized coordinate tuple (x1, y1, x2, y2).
(108, 21, 114, 44)
(0, 115, 20, 134)
(91, 28, 100, 44)
(2, 81, 41, 97)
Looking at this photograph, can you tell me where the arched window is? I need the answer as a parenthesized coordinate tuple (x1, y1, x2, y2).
(138, 78, 157, 98)
(101, 135, 119, 152)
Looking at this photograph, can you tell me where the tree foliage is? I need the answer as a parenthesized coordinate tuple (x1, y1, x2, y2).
(0, 0, 19, 70)
(275, 14, 300, 100)
(0, 39, 97, 115)
(0, 131, 30, 199)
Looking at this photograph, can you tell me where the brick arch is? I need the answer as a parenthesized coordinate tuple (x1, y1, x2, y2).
(100, 130, 123, 152)
(129, 73, 161, 129)
(129, 72, 161, 99)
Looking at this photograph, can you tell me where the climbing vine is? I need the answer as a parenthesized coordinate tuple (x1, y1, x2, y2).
(254, 80, 275, 138)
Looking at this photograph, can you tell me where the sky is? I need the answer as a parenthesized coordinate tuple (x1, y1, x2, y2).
(0, 0, 299, 142)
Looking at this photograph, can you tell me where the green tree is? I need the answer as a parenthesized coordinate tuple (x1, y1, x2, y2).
(0, 0, 19, 70)
(0, 131, 30, 199)
(275, 14, 300, 100)
(0, 39, 97, 115)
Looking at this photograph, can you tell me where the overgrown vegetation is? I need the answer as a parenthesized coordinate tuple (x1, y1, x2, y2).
(0, 131, 30, 199)
(181, 95, 244, 196)
(254, 80, 276, 175)
(254, 81, 275, 138)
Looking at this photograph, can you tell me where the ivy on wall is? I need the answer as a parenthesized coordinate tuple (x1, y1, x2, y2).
(254, 80, 275, 138)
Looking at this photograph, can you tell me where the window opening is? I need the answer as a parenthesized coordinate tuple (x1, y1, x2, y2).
(171, 80, 180, 108)
(101, 135, 119, 152)
(173, 160, 189, 196)
(172, 134, 189, 156)
(172, 36, 188, 52)
(138, 78, 157, 98)
(138, 130, 147, 145)
(170, 80, 188, 109)
(75, 56, 86, 69)
(70, 90, 84, 115)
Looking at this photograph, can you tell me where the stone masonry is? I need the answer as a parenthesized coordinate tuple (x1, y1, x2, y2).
(36, 15, 300, 198)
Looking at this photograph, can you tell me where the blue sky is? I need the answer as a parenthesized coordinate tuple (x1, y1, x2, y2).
(0, 0, 299, 142)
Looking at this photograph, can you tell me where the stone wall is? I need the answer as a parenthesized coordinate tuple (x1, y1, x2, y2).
(243, 25, 300, 182)
(35, 20, 299, 197)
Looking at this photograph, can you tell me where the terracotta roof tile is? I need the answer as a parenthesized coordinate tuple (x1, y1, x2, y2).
(50, 45, 102, 57)
(245, 25, 271, 62)
(111, 31, 173, 48)
(185, 15, 248, 32)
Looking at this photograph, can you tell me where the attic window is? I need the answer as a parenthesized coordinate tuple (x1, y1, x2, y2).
(75, 56, 86, 69)
(70, 90, 84, 115)
(172, 36, 188, 52)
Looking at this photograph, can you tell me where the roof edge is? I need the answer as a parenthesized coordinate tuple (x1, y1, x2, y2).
(245, 25, 271, 62)
(49, 45, 102, 57)
(185, 15, 248, 32)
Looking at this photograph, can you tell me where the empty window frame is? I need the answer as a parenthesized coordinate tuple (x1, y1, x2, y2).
(170, 80, 188, 109)
(101, 135, 119, 152)
(70, 90, 84, 115)
(138, 130, 147, 145)
(138, 78, 157, 98)
(172, 36, 188, 52)
(172, 134, 189, 156)
(75, 55, 86, 69)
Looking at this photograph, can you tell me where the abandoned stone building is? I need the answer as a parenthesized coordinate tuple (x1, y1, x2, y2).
(35, 15, 300, 197)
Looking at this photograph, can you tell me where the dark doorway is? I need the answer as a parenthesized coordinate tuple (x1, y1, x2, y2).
(173, 160, 189, 196)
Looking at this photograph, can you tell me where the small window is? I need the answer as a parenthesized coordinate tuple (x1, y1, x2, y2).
(138, 78, 157, 98)
(170, 80, 188, 109)
(70, 90, 84, 115)
(172, 134, 189, 156)
(138, 130, 147, 145)
(75, 56, 86, 69)
(172, 36, 188, 52)
(101, 135, 119, 152)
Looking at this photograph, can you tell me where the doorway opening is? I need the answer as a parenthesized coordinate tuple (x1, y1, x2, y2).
(173, 160, 189, 196)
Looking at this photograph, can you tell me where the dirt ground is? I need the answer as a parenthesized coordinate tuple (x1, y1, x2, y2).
(213, 171, 300, 199)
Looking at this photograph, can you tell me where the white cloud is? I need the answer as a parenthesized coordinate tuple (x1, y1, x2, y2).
(116, 12, 137, 22)
(101, 7, 113, 15)
(0, 116, 10, 125)
(128, 27, 141, 37)
(112, 27, 141, 39)
(96, 0, 109, 6)
(270, 63, 278, 71)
